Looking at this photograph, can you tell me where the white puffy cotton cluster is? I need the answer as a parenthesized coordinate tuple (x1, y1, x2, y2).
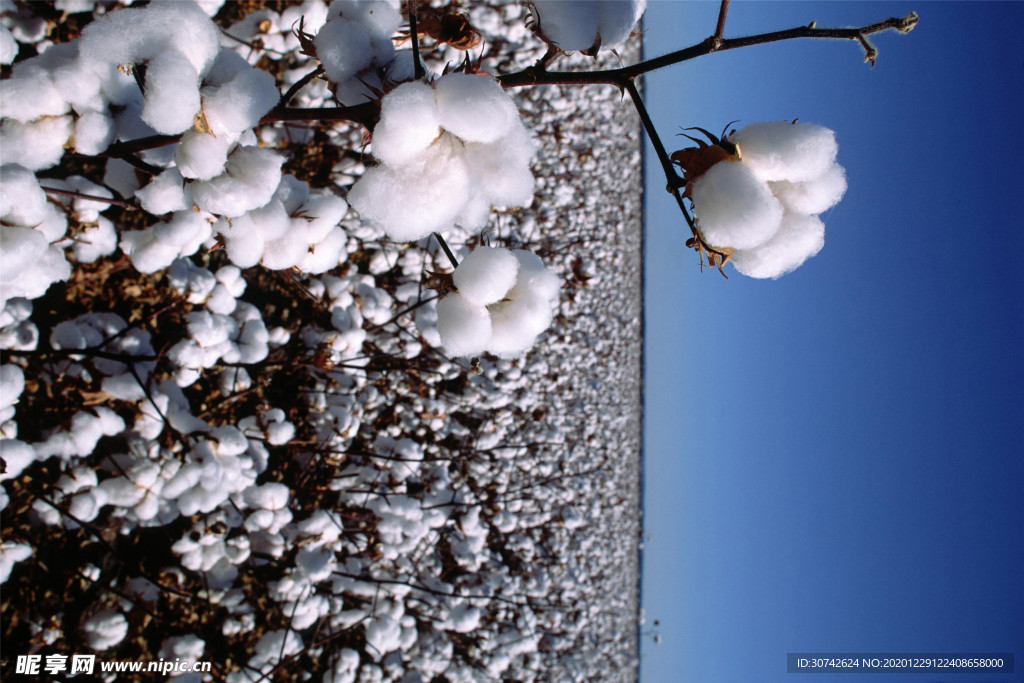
(349, 74, 537, 241)
(689, 121, 847, 278)
(436, 247, 560, 357)
(0, 165, 70, 307)
(313, 0, 401, 103)
(526, 0, 647, 54)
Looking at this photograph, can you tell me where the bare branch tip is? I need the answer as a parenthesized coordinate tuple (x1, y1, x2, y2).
(898, 12, 920, 33)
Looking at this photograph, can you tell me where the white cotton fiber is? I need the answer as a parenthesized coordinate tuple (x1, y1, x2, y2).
(119, 229, 180, 274)
(487, 291, 553, 357)
(690, 160, 782, 250)
(0, 165, 48, 227)
(296, 194, 348, 242)
(314, 18, 373, 85)
(189, 146, 284, 217)
(529, 0, 646, 53)
(461, 123, 538, 207)
(154, 211, 210, 251)
(348, 140, 470, 240)
(72, 217, 118, 264)
(371, 81, 440, 167)
(437, 293, 492, 357)
(299, 228, 347, 274)
(82, 609, 129, 651)
(435, 74, 517, 144)
(0, 61, 68, 123)
(0, 227, 48, 282)
(769, 163, 847, 215)
(0, 364, 24, 411)
(136, 168, 190, 215)
(730, 212, 826, 279)
(79, 1, 220, 77)
(174, 131, 230, 181)
(731, 121, 838, 183)
(0, 439, 34, 482)
(141, 50, 201, 135)
(201, 50, 280, 136)
(452, 247, 520, 306)
(510, 250, 561, 301)
(72, 111, 115, 155)
(0, 116, 74, 171)
(0, 25, 16, 65)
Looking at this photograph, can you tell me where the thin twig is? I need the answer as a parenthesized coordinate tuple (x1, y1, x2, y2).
(40, 186, 137, 209)
(713, 0, 731, 44)
(280, 65, 324, 106)
(432, 232, 459, 270)
(408, 0, 425, 80)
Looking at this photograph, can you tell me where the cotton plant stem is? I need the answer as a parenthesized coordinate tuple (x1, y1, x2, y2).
(498, 12, 918, 87)
(432, 232, 459, 269)
(40, 186, 136, 209)
(279, 65, 324, 106)
(408, 0, 426, 81)
(713, 0, 731, 44)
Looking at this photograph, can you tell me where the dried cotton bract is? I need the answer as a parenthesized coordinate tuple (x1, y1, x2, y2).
(675, 121, 847, 278)
(436, 247, 560, 358)
(349, 74, 537, 241)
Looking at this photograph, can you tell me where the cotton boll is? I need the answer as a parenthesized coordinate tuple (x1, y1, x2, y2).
(297, 194, 348, 242)
(298, 227, 347, 274)
(0, 165, 49, 227)
(0, 25, 16, 65)
(510, 250, 561, 302)
(452, 247, 520, 306)
(274, 175, 311, 215)
(528, 2, 599, 53)
(371, 81, 441, 167)
(140, 50, 202, 135)
(597, 0, 648, 48)
(487, 291, 553, 357)
(730, 212, 826, 279)
(315, 17, 373, 85)
(81, 609, 128, 651)
(348, 136, 470, 241)
(731, 121, 839, 183)
(770, 162, 848, 216)
(0, 364, 24, 414)
(216, 218, 265, 269)
(136, 168, 191, 215)
(79, 1, 220, 77)
(72, 217, 118, 264)
(175, 131, 231, 181)
(461, 125, 537, 208)
(72, 111, 115, 155)
(0, 61, 69, 122)
(190, 146, 284, 217)
(690, 160, 783, 250)
(0, 439, 35, 481)
(201, 50, 280, 136)
(436, 293, 492, 357)
(0, 116, 74, 171)
(0, 541, 32, 584)
(0, 227, 49, 283)
(119, 228, 182, 274)
(435, 74, 518, 144)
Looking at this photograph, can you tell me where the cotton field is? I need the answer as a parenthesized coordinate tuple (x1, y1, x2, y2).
(0, 1, 642, 681)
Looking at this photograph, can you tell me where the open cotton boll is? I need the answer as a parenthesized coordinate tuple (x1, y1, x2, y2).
(79, 1, 220, 78)
(0, 227, 48, 283)
(487, 291, 554, 357)
(0, 440, 34, 482)
(0, 25, 16, 65)
(201, 50, 280, 136)
(72, 111, 115, 155)
(371, 81, 441, 167)
(82, 609, 129, 651)
(0, 61, 69, 123)
(136, 168, 191, 215)
(730, 121, 838, 183)
(0, 115, 74, 171)
(72, 217, 118, 264)
(730, 212, 826, 279)
(175, 131, 231, 181)
(189, 146, 284, 217)
(140, 50, 201, 135)
(0, 165, 48, 227)
(314, 17, 373, 85)
(435, 74, 518, 144)
(770, 162, 848, 216)
(690, 159, 783, 250)
(299, 228, 348, 274)
(437, 293, 492, 357)
(510, 250, 561, 301)
(461, 124, 538, 208)
(348, 139, 470, 241)
(0, 541, 33, 584)
(452, 247, 520, 307)
(528, 0, 646, 53)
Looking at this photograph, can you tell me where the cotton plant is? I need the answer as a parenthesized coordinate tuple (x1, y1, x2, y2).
(670, 121, 847, 278)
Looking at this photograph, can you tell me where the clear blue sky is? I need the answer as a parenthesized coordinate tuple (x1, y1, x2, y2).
(640, 2, 1024, 682)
